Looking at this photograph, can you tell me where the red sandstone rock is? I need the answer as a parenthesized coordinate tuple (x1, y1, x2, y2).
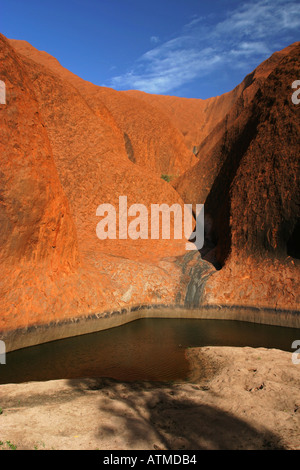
(0, 34, 200, 336)
(126, 43, 300, 156)
(0, 34, 299, 348)
(9, 39, 197, 177)
(174, 43, 300, 310)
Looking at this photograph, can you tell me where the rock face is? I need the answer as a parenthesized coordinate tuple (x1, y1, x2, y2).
(0, 34, 299, 350)
(174, 43, 300, 310)
(0, 33, 204, 337)
(0, 37, 78, 270)
(173, 43, 300, 208)
(127, 43, 300, 156)
(9, 39, 197, 178)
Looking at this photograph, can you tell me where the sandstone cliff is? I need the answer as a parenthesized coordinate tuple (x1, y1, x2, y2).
(0, 35, 299, 350)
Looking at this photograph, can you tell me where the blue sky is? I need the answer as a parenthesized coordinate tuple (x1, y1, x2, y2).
(1, 0, 299, 98)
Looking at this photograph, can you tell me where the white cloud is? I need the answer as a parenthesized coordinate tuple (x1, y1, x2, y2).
(150, 36, 160, 44)
(110, 47, 221, 94)
(106, 0, 300, 94)
(230, 41, 271, 57)
(214, 0, 300, 39)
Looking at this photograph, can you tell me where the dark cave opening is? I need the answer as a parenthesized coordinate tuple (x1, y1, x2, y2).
(199, 213, 223, 270)
(287, 217, 300, 259)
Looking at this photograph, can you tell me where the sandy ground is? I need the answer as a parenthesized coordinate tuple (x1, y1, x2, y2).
(0, 346, 299, 450)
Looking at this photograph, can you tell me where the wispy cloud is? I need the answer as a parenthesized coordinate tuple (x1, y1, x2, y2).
(110, 45, 222, 94)
(106, 0, 300, 94)
(150, 36, 160, 44)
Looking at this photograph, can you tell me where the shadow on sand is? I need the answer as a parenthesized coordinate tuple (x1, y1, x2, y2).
(67, 377, 285, 450)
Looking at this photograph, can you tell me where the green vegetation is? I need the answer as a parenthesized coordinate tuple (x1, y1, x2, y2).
(34, 441, 46, 450)
(0, 441, 17, 450)
(161, 174, 173, 183)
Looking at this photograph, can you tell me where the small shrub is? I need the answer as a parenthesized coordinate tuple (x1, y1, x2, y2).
(6, 441, 17, 450)
(161, 174, 172, 182)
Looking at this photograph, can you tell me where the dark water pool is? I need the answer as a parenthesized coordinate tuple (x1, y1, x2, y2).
(0, 318, 299, 384)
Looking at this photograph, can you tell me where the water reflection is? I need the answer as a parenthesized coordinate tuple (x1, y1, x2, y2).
(0, 318, 298, 384)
